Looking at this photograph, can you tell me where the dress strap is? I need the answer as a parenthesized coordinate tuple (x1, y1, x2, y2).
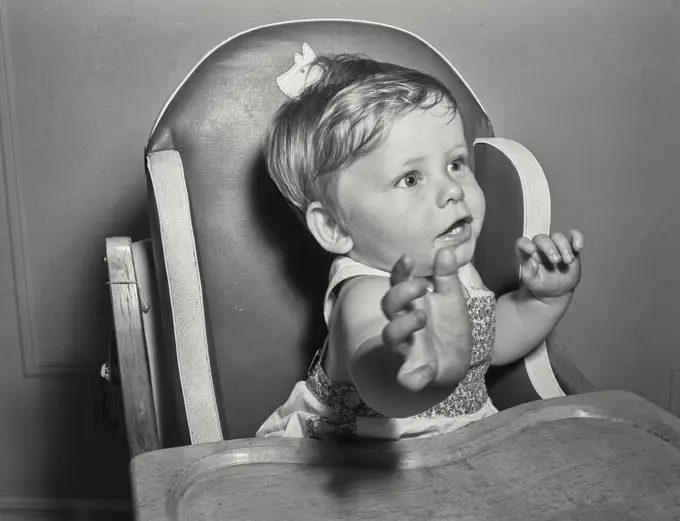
(323, 256, 390, 326)
(465, 286, 494, 299)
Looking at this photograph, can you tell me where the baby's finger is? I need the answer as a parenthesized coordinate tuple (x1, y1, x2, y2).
(381, 279, 430, 320)
(433, 246, 462, 294)
(533, 234, 562, 265)
(551, 233, 574, 264)
(390, 254, 415, 287)
(515, 237, 538, 263)
(569, 230, 584, 252)
(382, 309, 427, 347)
(520, 257, 540, 282)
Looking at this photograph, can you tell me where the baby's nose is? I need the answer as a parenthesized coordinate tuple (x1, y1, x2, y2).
(438, 179, 465, 206)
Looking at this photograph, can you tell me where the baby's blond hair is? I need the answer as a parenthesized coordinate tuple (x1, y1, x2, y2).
(264, 54, 458, 220)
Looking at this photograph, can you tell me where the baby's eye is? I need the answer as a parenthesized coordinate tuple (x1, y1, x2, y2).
(448, 157, 468, 173)
(395, 172, 421, 189)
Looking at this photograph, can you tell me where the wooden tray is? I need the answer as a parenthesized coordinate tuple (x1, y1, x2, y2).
(132, 391, 680, 520)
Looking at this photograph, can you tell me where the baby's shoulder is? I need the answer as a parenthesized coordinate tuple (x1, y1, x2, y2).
(327, 274, 390, 371)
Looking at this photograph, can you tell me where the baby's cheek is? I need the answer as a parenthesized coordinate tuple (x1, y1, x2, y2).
(473, 219, 484, 239)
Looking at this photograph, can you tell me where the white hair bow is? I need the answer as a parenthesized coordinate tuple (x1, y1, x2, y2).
(276, 42, 323, 98)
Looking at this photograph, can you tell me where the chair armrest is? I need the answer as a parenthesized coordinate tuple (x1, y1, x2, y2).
(105, 236, 160, 457)
(146, 150, 224, 444)
(131, 238, 188, 449)
(545, 330, 596, 395)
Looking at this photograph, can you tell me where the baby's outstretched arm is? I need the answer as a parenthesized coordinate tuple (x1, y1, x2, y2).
(338, 246, 473, 418)
(493, 230, 584, 366)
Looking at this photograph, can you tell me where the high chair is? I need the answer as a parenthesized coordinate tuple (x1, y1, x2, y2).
(104, 20, 680, 520)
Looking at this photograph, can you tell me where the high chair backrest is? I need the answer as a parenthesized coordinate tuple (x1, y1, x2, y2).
(145, 20, 548, 443)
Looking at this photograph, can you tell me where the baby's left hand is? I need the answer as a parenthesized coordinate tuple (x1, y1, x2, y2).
(517, 230, 584, 301)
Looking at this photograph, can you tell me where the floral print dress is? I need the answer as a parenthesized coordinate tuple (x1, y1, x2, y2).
(256, 256, 498, 440)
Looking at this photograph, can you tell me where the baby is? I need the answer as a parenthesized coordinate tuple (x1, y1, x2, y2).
(256, 53, 583, 440)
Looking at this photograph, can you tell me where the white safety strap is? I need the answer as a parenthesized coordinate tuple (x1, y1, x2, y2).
(475, 138, 565, 399)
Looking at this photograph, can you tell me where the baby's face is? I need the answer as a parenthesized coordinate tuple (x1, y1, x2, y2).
(334, 103, 485, 276)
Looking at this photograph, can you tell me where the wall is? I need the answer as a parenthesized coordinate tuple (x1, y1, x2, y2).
(0, 0, 678, 517)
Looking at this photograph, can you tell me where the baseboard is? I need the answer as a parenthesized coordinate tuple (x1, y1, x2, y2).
(0, 496, 132, 521)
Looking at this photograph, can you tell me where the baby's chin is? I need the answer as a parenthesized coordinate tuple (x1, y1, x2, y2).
(357, 242, 475, 277)
(412, 247, 475, 277)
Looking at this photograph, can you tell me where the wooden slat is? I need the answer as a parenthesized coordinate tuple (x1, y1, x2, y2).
(106, 236, 160, 457)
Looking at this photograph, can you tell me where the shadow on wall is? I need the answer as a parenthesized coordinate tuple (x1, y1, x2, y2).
(112, 197, 151, 243)
(249, 152, 333, 364)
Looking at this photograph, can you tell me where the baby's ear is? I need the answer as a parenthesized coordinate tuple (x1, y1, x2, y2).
(306, 201, 353, 255)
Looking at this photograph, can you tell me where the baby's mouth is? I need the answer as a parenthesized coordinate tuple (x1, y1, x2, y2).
(438, 215, 472, 238)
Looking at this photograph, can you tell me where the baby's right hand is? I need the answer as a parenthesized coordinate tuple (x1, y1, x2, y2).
(381, 247, 473, 392)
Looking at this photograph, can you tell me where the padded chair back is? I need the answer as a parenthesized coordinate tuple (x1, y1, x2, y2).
(145, 20, 533, 442)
